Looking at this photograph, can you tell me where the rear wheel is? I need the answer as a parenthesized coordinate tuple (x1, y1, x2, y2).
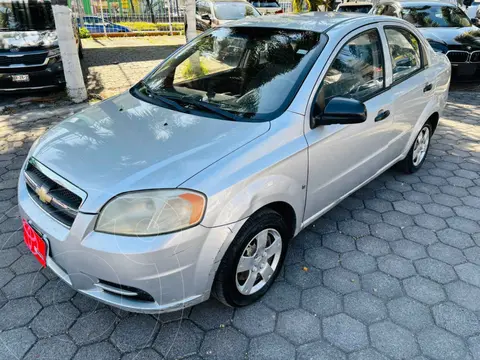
(398, 121, 432, 174)
(213, 208, 289, 307)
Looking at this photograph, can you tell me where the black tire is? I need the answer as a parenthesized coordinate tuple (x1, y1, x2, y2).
(398, 121, 433, 174)
(213, 208, 289, 307)
(78, 40, 84, 60)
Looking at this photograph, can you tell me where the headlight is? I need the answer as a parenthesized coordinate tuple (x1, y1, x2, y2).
(95, 189, 206, 236)
(47, 48, 61, 58)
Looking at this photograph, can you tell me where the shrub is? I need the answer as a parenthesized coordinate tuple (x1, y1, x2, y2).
(78, 27, 91, 39)
(117, 21, 184, 32)
(182, 59, 208, 80)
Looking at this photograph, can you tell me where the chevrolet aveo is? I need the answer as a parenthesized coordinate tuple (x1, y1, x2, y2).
(18, 13, 450, 313)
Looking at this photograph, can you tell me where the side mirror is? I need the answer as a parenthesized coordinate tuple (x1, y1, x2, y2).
(201, 14, 211, 21)
(471, 18, 480, 26)
(312, 97, 367, 128)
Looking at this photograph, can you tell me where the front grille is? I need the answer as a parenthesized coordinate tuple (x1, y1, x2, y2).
(24, 160, 84, 227)
(97, 279, 155, 302)
(447, 51, 469, 63)
(0, 52, 47, 67)
(471, 51, 480, 63)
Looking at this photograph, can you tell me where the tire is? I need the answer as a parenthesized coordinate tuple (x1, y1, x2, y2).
(78, 40, 84, 60)
(213, 208, 289, 307)
(398, 121, 433, 174)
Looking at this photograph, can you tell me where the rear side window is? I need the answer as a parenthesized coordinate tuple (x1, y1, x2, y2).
(317, 29, 385, 106)
(384, 27, 422, 83)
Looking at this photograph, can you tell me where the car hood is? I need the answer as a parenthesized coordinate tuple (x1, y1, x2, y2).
(31, 91, 270, 213)
(420, 27, 480, 50)
(0, 30, 58, 50)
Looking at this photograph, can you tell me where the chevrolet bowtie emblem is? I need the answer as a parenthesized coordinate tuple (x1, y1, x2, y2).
(36, 186, 52, 204)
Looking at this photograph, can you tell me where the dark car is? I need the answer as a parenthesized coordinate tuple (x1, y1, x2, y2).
(186, 0, 261, 33)
(78, 16, 130, 34)
(371, 1, 480, 78)
(0, 0, 82, 92)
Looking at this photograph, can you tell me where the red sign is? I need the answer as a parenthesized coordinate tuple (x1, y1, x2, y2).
(23, 219, 47, 268)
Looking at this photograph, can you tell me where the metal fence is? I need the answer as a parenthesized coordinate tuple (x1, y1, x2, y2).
(71, 0, 186, 35)
(72, 0, 295, 37)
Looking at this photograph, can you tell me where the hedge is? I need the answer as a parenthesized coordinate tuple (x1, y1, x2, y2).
(118, 21, 184, 32)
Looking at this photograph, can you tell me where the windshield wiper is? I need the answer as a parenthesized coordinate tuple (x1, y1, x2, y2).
(176, 97, 244, 122)
(140, 81, 188, 114)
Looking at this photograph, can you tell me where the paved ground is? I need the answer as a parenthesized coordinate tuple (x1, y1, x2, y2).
(1, 90, 480, 359)
(81, 37, 185, 99)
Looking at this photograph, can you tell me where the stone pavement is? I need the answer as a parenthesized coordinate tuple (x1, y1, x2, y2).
(81, 37, 185, 100)
(1, 90, 480, 360)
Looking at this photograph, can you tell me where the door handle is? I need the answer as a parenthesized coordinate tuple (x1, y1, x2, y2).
(375, 109, 390, 122)
(424, 83, 433, 92)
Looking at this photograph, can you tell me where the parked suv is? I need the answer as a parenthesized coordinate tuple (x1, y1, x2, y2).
(371, 1, 480, 78)
(187, 0, 261, 32)
(336, 1, 373, 13)
(0, 0, 82, 92)
(248, 0, 283, 14)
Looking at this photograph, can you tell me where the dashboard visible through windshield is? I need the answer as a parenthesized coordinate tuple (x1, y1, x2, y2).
(0, 0, 55, 31)
(137, 27, 325, 121)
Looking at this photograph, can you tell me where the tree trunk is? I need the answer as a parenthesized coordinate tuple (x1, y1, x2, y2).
(144, 0, 156, 23)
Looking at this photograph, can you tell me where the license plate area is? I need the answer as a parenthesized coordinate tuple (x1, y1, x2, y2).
(12, 74, 30, 82)
(23, 219, 48, 267)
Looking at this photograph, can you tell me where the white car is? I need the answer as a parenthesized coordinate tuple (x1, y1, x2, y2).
(19, 13, 450, 313)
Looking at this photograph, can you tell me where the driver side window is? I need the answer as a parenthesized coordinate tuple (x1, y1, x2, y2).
(316, 29, 384, 112)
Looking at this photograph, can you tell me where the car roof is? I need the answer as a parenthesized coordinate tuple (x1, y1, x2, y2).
(227, 11, 383, 32)
(338, 2, 373, 6)
(376, 0, 457, 6)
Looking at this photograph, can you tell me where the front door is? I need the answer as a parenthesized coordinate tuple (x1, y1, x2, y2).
(303, 26, 397, 223)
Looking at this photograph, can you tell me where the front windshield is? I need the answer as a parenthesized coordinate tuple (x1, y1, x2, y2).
(0, 0, 55, 31)
(214, 2, 260, 20)
(402, 5, 472, 28)
(141, 27, 323, 121)
(338, 5, 372, 13)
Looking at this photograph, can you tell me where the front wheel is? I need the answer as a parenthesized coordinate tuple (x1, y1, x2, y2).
(213, 208, 289, 307)
(398, 121, 432, 174)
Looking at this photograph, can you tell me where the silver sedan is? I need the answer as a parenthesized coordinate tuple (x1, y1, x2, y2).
(18, 12, 451, 313)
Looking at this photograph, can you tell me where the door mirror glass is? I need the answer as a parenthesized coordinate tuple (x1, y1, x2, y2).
(312, 97, 367, 127)
(472, 18, 480, 26)
(201, 13, 211, 20)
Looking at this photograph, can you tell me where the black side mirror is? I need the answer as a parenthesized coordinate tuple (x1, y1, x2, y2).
(312, 97, 367, 128)
(471, 18, 480, 26)
(201, 14, 211, 21)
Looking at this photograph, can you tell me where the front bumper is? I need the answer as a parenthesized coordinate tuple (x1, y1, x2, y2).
(0, 60, 65, 92)
(451, 62, 480, 78)
(18, 169, 237, 313)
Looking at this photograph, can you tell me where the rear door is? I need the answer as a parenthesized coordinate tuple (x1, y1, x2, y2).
(303, 25, 398, 223)
(380, 24, 433, 158)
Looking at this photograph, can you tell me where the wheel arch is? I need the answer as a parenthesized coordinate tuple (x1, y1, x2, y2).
(427, 112, 439, 134)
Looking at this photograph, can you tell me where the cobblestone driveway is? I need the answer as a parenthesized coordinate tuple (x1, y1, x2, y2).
(1, 91, 480, 360)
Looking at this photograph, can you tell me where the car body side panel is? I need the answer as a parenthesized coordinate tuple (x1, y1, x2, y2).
(182, 111, 308, 234)
(301, 23, 399, 223)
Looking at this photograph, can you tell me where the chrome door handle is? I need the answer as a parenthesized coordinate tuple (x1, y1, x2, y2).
(375, 109, 390, 122)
